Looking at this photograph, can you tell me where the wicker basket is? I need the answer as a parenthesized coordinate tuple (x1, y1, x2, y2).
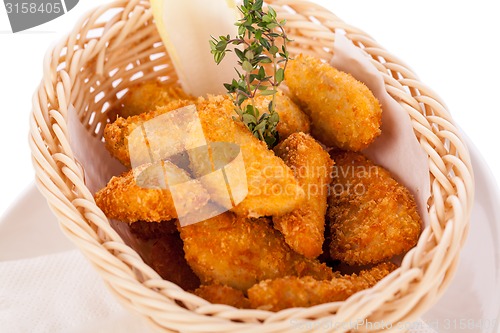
(29, 0, 474, 332)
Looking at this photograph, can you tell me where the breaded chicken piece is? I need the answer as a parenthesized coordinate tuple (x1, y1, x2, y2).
(104, 100, 195, 168)
(285, 54, 382, 151)
(150, 232, 201, 291)
(328, 152, 422, 265)
(248, 262, 397, 311)
(273, 133, 333, 258)
(193, 95, 305, 217)
(178, 212, 334, 291)
(104, 93, 309, 166)
(245, 91, 310, 139)
(94, 162, 209, 223)
(115, 80, 195, 118)
(104, 95, 306, 218)
(194, 285, 250, 309)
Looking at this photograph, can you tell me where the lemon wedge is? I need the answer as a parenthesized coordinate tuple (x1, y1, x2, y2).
(151, 0, 240, 96)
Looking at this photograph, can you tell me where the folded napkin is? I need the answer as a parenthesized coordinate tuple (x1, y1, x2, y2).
(0, 250, 153, 333)
(0, 250, 438, 333)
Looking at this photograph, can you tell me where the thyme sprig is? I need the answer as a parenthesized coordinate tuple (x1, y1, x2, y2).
(210, 0, 291, 148)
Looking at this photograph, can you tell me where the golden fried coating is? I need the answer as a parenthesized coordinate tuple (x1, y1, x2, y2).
(150, 232, 201, 291)
(285, 54, 382, 151)
(178, 212, 334, 291)
(193, 95, 305, 217)
(104, 93, 309, 166)
(248, 262, 397, 311)
(273, 133, 333, 258)
(194, 285, 250, 309)
(115, 80, 195, 118)
(94, 162, 210, 223)
(104, 95, 306, 218)
(104, 100, 195, 168)
(246, 91, 310, 139)
(328, 152, 421, 265)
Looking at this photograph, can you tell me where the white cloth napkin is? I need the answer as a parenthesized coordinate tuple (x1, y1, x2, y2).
(0, 250, 438, 333)
(0, 250, 153, 333)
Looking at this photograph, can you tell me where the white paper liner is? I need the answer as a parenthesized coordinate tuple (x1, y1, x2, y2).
(68, 107, 126, 195)
(68, 107, 159, 262)
(331, 32, 431, 227)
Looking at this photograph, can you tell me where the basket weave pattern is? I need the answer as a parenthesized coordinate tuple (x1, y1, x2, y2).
(29, 0, 474, 332)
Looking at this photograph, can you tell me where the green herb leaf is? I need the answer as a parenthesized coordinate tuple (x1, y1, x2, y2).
(252, 0, 263, 11)
(238, 24, 246, 36)
(268, 6, 277, 18)
(242, 60, 253, 72)
(210, 0, 291, 148)
(276, 68, 285, 84)
(257, 66, 266, 80)
(214, 52, 225, 64)
(243, 113, 257, 125)
(260, 89, 278, 96)
(269, 111, 280, 124)
(245, 50, 255, 60)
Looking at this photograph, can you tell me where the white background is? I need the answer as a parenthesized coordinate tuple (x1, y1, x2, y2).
(0, 0, 499, 216)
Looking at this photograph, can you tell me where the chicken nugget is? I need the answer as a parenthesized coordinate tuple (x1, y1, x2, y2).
(248, 262, 397, 311)
(273, 133, 333, 258)
(245, 91, 310, 139)
(150, 232, 201, 291)
(104, 100, 196, 168)
(105, 92, 309, 165)
(194, 285, 250, 309)
(285, 54, 382, 151)
(192, 95, 305, 217)
(178, 212, 334, 291)
(115, 80, 195, 119)
(104, 95, 306, 218)
(95, 162, 209, 223)
(328, 152, 421, 265)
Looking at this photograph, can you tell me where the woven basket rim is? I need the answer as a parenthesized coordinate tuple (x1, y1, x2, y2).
(29, 0, 474, 331)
